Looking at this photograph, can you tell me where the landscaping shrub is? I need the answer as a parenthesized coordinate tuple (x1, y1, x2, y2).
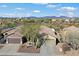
(21, 24, 44, 48)
(61, 29, 79, 50)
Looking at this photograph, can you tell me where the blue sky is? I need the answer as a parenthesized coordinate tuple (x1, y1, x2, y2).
(0, 3, 79, 17)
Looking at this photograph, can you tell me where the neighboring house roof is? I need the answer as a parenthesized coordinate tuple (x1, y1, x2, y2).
(6, 31, 22, 38)
(39, 26, 56, 37)
(61, 26, 79, 43)
(62, 26, 79, 37)
(62, 26, 79, 36)
(63, 26, 79, 31)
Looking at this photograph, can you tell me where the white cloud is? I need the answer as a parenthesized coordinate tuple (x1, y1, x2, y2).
(1, 13, 32, 17)
(15, 8, 25, 10)
(33, 3, 49, 5)
(1, 5, 7, 8)
(57, 6, 77, 17)
(33, 10, 40, 13)
(47, 4, 57, 8)
(67, 12, 75, 17)
(23, 13, 31, 17)
(40, 3, 49, 5)
(1, 13, 15, 17)
(60, 11, 76, 17)
(5, 13, 14, 16)
(58, 7, 77, 12)
(59, 12, 75, 17)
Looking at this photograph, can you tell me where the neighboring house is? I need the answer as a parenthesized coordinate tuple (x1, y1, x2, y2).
(65, 19, 70, 22)
(61, 26, 79, 50)
(52, 19, 56, 22)
(63, 26, 79, 31)
(61, 26, 79, 41)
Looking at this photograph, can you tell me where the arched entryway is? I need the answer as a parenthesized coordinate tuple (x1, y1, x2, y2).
(22, 36, 27, 44)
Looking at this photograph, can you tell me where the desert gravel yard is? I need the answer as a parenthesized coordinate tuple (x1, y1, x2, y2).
(18, 45, 40, 53)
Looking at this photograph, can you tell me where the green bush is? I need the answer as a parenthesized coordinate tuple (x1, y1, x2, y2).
(21, 23, 45, 48)
(5, 23, 16, 28)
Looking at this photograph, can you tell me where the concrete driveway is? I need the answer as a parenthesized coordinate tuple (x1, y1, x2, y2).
(0, 41, 58, 56)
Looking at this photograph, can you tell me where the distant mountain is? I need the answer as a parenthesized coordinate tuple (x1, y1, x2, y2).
(0, 16, 78, 18)
(26, 16, 38, 18)
(40, 16, 71, 18)
(25, 16, 70, 18)
(41, 16, 57, 18)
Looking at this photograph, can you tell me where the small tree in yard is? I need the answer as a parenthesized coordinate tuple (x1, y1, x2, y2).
(35, 37, 41, 48)
(21, 24, 44, 48)
(33, 33, 44, 49)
